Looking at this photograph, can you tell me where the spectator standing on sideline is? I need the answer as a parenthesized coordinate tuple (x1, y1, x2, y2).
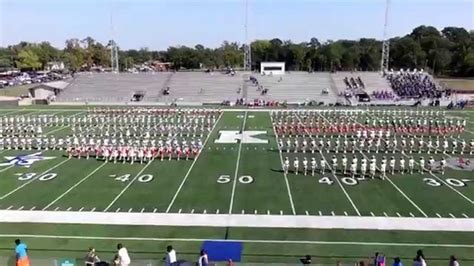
(15, 239, 30, 266)
(165, 245, 177, 266)
(393, 257, 403, 266)
(449, 256, 459, 266)
(414, 250, 427, 266)
(85, 247, 100, 266)
(198, 249, 209, 266)
(116, 243, 131, 266)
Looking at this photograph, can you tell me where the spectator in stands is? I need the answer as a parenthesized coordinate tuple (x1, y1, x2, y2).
(198, 249, 209, 266)
(15, 239, 30, 266)
(116, 243, 131, 266)
(393, 257, 403, 266)
(385, 70, 442, 99)
(449, 256, 459, 266)
(85, 247, 101, 266)
(165, 245, 177, 266)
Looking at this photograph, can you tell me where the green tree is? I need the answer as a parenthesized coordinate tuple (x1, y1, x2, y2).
(16, 48, 41, 70)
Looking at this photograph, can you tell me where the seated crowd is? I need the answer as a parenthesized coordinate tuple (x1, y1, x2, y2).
(385, 69, 443, 99)
(371, 90, 395, 100)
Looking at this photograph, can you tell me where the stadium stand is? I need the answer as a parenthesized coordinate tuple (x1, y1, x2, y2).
(246, 72, 337, 104)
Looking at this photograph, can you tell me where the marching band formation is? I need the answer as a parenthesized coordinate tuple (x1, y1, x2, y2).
(272, 110, 472, 179)
(0, 108, 222, 164)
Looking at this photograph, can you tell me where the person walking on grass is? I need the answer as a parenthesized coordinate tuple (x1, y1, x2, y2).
(197, 249, 209, 266)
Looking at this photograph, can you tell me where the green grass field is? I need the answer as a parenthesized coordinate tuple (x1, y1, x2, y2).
(0, 107, 473, 265)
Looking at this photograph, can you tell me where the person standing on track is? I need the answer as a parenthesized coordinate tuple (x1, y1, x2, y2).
(15, 239, 30, 266)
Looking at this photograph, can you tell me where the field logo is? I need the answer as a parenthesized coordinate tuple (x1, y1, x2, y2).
(0, 152, 56, 168)
(215, 130, 268, 144)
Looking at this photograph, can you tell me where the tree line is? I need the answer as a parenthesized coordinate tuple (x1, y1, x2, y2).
(0, 25, 472, 77)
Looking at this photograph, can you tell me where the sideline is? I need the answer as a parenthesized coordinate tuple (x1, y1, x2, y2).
(0, 210, 472, 232)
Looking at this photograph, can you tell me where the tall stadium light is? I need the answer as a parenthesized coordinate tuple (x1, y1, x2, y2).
(243, 0, 252, 71)
(380, 0, 390, 73)
(110, 3, 119, 73)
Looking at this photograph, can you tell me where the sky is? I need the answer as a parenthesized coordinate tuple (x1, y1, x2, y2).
(0, 0, 472, 50)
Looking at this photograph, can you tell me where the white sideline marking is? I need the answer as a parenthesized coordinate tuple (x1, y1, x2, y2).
(203, 210, 207, 214)
(305, 211, 309, 215)
(331, 211, 335, 216)
(254, 210, 257, 214)
(229, 111, 248, 214)
(370, 212, 375, 216)
(344, 211, 348, 216)
(128, 208, 132, 213)
(270, 111, 296, 215)
(216, 209, 219, 214)
(103, 160, 153, 212)
(54, 207, 59, 211)
(79, 207, 84, 212)
(449, 213, 456, 218)
(191, 209, 194, 214)
(0, 158, 72, 200)
(436, 213, 442, 218)
(383, 212, 388, 217)
(165, 112, 223, 213)
(462, 213, 468, 218)
(66, 207, 72, 211)
(6, 206, 13, 210)
(410, 212, 415, 217)
(318, 211, 322, 216)
(178, 209, 182, 214)
(30, 207, 36, 211)
(241, 210, 245, 214)
(300, 112, 361, 216)
(18, 206, 24, 210)
(140, 208, 144, 213)
(91, 208, 96, 212)
(116, 208, 121, 213)
(1, 234, 473, 248)
(280, 210, 283, 215)
(43, 161, 108, 210)
(396, 212, 401, 217)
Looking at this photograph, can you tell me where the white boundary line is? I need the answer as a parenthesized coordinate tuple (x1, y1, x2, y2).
(295, 112, 361, 216)
(1, 210, 473, 231)
(103, 160, 153, 212)
(0, 234, 472, 248)
(0, 158, 72, 200)
(229, 111, 248, 214)
(0, 165, 15, 173)
(165, 112, 224, 213)
(270, 111, 296, 215)
(42, 161, 108, 210)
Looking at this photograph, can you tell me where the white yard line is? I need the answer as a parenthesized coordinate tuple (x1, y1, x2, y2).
(295, 112, 361, 216)
(362, 111, 474, 205)
(0, 165, 15, 173)
(0, 210, 473, 231)
(0, 234, 472, 247)
(229, 111, 248, 214)
(270, 111, 296, 215)
(103, 160, 153, 212)
(45, 125, 70, 136)
(42, 161, 108, 210)
(165, 112, 224, 213)
(0, 158, 71, 200)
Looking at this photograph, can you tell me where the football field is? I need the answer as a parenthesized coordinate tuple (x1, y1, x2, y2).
(0, 107, 473, 264)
